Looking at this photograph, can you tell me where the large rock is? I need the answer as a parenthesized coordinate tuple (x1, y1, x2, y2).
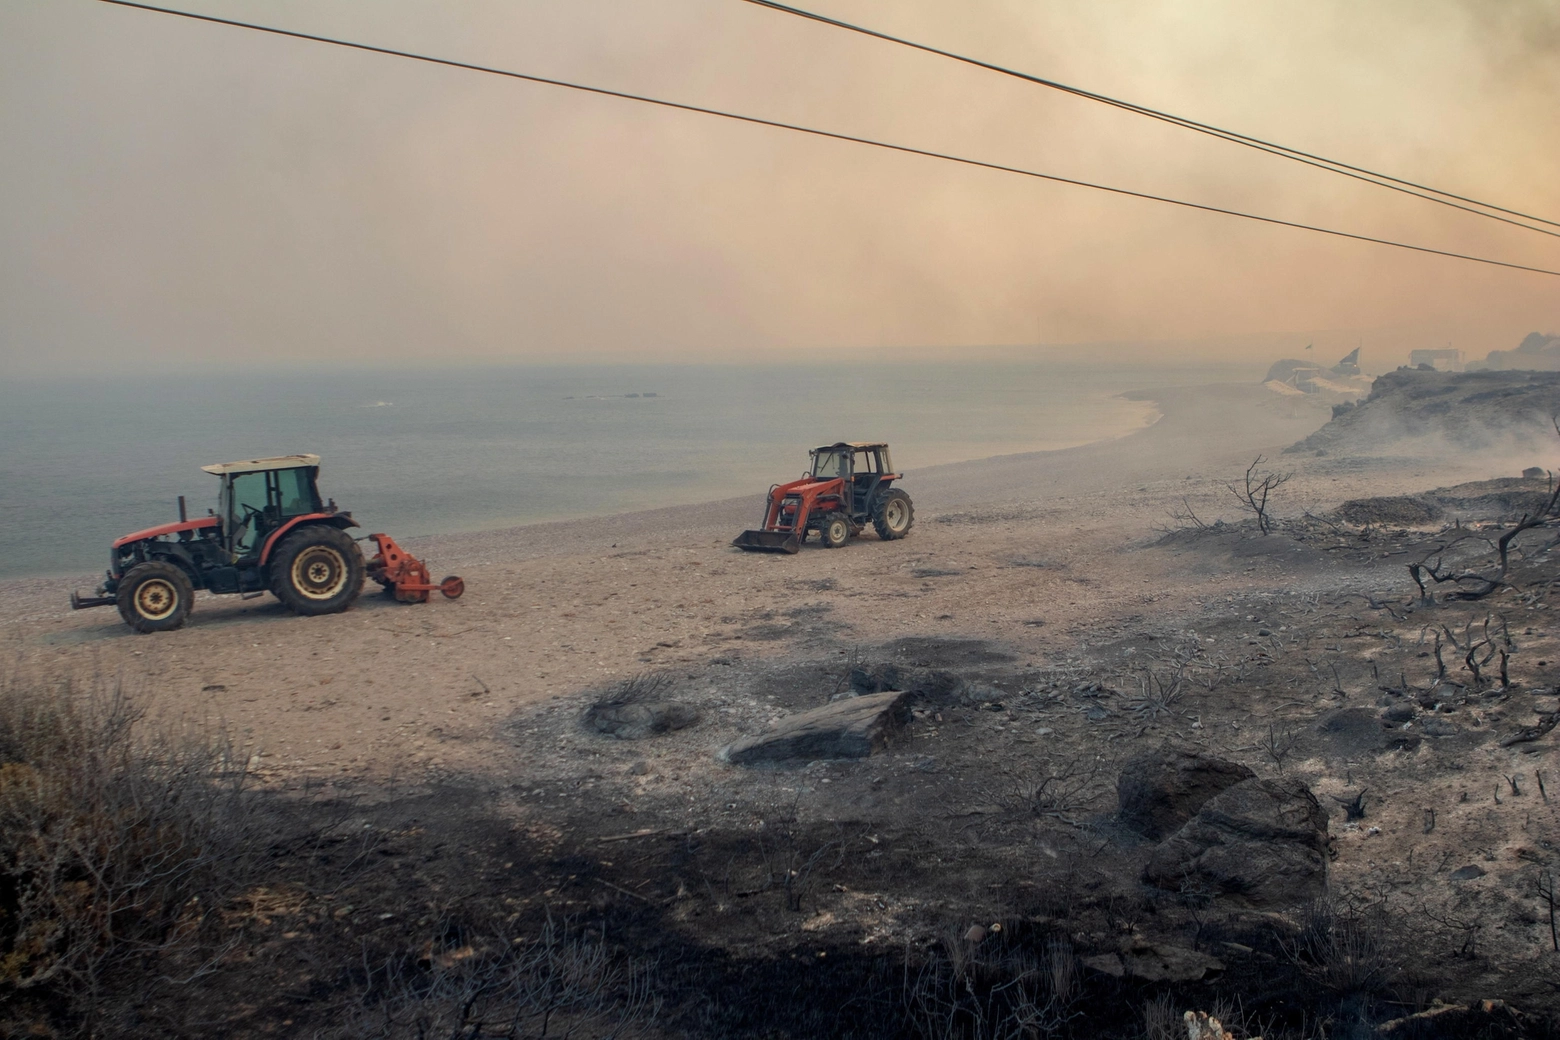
(1144, 776, 1329, 908)
(720, 690, 911, 765)
(1120, 944, 1224, 983)
(1117, 750, 1255, 839)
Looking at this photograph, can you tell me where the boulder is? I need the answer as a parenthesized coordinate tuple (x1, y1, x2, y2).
(1117, 750, 1255, 839)
(720, 690, 911, 765)
(1121, 944, 1224, 983)
(1144, 776, 1329, 908)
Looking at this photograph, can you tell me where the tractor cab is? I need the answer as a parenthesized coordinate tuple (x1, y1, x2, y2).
(202, 454, 331, 558)
(809, 443, 894, 517)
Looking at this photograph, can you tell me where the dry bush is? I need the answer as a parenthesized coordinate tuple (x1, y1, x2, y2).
(334, 916, 659, 1039)
(1002, 758, 1105, 824)
(1141, 993, 1180, 1040)
(581, 673, 698, 740)
(904, 931, 1081, 1039)
(1228, 456, 1292, 536)
(0, 672, 264, 1034)
(1280, 899, 1400, 997)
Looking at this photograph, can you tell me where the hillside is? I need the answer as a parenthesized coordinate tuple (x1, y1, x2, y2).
(1285, 366, 1560, 456)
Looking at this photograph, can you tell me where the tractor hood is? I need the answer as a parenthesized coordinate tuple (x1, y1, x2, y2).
(112, 516, 219, 549)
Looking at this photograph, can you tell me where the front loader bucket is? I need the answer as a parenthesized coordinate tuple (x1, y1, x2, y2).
(732, 529, 801, 554)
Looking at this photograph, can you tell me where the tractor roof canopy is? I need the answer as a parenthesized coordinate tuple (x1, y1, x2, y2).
(201, 454, 320, 476)
(811, 442, 887, 454)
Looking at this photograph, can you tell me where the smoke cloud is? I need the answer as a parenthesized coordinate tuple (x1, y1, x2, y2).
(2, 0, 1557, 375)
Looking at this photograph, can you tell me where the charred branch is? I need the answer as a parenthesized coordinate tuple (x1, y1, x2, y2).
(1227, 455, 1292, 535)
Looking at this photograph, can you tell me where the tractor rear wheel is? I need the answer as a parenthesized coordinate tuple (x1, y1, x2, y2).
(872, 488, 914, 540)
(820, 512, 851, 549)
(117, 561, 194, 633)
(270, 526, 364, 616)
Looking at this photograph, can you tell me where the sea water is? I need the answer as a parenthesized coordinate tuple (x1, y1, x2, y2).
(0, 360, 1248, 579)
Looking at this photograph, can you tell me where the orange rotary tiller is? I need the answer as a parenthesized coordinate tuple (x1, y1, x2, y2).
(365, 533, 464, 603)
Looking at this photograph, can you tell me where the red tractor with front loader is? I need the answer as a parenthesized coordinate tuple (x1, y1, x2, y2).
(733, 442, 914, 553)
(71, 454, 461, 633)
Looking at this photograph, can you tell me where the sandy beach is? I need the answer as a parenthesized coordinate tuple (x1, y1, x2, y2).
(0, 381, 1481, 784)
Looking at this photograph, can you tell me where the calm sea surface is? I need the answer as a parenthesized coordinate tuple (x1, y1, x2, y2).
(0, 360, 1251, 579)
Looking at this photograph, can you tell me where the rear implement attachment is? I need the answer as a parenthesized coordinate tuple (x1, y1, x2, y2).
(365, 533, 464, 603)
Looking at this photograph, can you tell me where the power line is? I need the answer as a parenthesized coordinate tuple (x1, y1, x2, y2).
(95, 0, 1560, 279)
(740, 0, 1560, 238)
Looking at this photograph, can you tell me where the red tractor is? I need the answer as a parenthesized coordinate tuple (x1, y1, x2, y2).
(733, 442, 914, 553)
(70, 454, 460, 633)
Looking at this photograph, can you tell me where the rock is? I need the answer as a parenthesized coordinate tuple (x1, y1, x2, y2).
(719, 690, 911, 765)
(1117, 749, 1256, 839)
(958, 683, 1006, 706)
(1420, 718, 1459, 737)
(583, 700, 699, 740)
(1144, 776, 1329, 908)
(1524, 466, 1546, 479)
(1120, 944, 1224, 982)
(1184, 1010, 1236, 1040)
(1448, 864, 1485, 881)
(1380, 703, 1416, 725)
(1078, 952, 1124, 977)
(628, 759, 650, 776)
(962, 924, 987, 944)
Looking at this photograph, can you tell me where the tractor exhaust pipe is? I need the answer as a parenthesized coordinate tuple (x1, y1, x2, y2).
(178, 495, 187, 522)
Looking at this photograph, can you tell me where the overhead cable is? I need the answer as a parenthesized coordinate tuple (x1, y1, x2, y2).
(95, 0, 1560, 278)
(741, 0, 1560, 238)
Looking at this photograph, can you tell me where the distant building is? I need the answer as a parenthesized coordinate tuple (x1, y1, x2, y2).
(1331, 348, 1361, 376)
(1264, 358, 1325, 387)
(1408, 348, 1463, 372)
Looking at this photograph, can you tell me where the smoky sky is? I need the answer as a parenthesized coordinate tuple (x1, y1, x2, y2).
(1, 0, 1557, 376)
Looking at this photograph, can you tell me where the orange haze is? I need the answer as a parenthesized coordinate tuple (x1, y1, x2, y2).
(1, 0, 1557, 374)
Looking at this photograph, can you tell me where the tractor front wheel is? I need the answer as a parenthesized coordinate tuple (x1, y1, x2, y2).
(117, 561, 194, 633)
(872, 488, 915, 540)
(270, 526, 365, 616)
(820, 513, 851, 549)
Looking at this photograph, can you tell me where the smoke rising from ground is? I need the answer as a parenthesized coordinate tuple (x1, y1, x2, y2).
(1, 0, 1557, 375)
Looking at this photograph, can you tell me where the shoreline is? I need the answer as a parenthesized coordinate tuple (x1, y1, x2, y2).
(0, 384, 1168, 590)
